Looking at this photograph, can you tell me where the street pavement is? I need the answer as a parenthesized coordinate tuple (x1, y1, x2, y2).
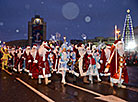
(127, 65, 138, 87)
(0, 66, 138, 102)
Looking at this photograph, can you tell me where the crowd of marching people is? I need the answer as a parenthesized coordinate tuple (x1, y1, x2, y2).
(0, 37, 129, 88)
(125, 51, 138, 65)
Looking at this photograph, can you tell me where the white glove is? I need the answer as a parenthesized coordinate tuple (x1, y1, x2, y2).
(120, 58, 123, 61)
(33, 60, 38, 63)
(100, 60, 103, 64)
(104, 68, 109, 73)
(105, 62, 107, 66)
(120, 63, 123, 66)
(28, 60, 31, 63)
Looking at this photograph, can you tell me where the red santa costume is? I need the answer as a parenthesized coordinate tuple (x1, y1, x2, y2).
(105, 39, 129, 87)
(83, 46, 96, 84)
(24, 45, 31, 73)
(29, 44, 39, 79)
(99, 44, 111, 76)
(77, 44, 90, 83)
(38, 41, 51, 84)
(14, 47, 24, 73)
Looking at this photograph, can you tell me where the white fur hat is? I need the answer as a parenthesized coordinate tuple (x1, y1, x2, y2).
(26, 45, 30, 49)
(92, 45, 96, 49)
(32, 44, 37, 49)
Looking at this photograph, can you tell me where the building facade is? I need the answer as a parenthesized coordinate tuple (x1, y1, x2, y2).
(134, 26, 138, 51)
(28, 15, 46, 46)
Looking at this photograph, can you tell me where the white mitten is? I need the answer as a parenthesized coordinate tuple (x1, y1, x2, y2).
(28, 60, 31, 63)
(105, 62, 107, 66)
(100, 60, 103, 64)
(104, 68, 109, 73)
(33, 60, 38, 63)
(120, 63, 123, 66)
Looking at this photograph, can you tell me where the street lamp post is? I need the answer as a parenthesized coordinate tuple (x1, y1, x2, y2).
(115, 25, 120, 40)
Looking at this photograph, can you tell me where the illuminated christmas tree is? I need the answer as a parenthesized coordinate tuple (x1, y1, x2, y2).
(122, 9, 136, 51)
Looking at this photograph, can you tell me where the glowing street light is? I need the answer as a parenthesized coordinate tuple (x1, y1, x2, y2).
(115, 25, 121, 40)
(116, 30, 120, 34)
(63, 36, 66, 43)
(126, 41, 136, 50)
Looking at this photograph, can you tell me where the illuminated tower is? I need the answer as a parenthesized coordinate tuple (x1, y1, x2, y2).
(28, 15, 47, 46)
(122, 9, 136, 51)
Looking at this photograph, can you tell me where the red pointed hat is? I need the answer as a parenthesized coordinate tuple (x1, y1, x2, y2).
(77, 43, 82, 47)
(42, 41, 47, 45)
(106, 44, 111, 49)
(110, 39, 123, 53)
(26, 45, 30, 49)
(76, 43, 85, 49)
(18, 47, 22, 50)
(11, 47, 15, 50)
(113, 39, 123, 46)
(32, 44, 37, 48)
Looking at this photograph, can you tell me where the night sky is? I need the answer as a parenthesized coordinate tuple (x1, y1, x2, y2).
(0, 0, 138, 42)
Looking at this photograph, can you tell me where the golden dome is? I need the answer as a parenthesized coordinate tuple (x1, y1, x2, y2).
(127, 9, 130, 13)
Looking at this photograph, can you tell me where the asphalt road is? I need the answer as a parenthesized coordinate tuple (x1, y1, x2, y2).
(0, 66, 138, 102)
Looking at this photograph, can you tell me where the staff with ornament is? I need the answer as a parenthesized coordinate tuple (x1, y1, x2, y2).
(105, 39, 129, 88)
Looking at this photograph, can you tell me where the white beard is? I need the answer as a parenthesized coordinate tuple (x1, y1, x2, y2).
(118, 49, 124, 56)
(39, 45, 47, 57)
(104, 48, 111, 60)
(39, 46, 44, 57)
(78, 47, 86, 56)
(11, 51, 15, 56)
(26, 50, 30, 56)
(87, 50, 91, 55)
(31, 50, 37, 59)
(18, 51, 22, 58)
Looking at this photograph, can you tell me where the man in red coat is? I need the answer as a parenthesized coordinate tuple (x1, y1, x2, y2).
(105, 39, 129, 88)
(29, 44, 39, 79)
(38, 41, 51, 85)
(77, 44, 90, 83)
(14, 47, 24, 73)
(99, 44, 111, 76)
(84, 48, 96, 84)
